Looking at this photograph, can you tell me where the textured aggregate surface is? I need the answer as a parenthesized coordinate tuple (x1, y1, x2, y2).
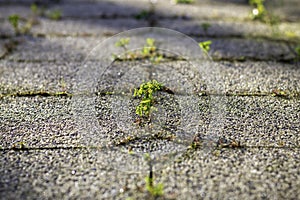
(0, 0, 300, 199)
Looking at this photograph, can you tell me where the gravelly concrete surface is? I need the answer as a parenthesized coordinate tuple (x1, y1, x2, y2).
(0, 148, 299, 199)
(1, 61, 299, 94)
(1, 95, 299, 148)
(1, 0, 300, 199)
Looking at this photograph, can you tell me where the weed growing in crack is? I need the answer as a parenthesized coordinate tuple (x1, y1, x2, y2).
(144, 153, 164, 197)
(11, 141, 27, 150)
(30, 3, 39, 15)
(295, 45, 300, 61)
(249, 0, 279, 25)
(199, 40, 212, 55)
(8, 14, 20, 35)
(8, 3, 42, 35)
(201, 22, 211, 32)
(46, 9, 62, 20)
(113, 37, 164, 63)
(172, 0, 194, 4)
(115, 38, 130, 51)
(134, 80, 163, 119)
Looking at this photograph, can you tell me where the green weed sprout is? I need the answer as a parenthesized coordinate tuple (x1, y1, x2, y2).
(30, 3, 38, 15)
(173, 0, 195, 4)
(134, 80, 163, 118)
(143, 38, 163, 63)
(295, 46, 300, 61)
(115, 38, 130, 50)
(249, 0, 279, 24)
(295, 46, 300, 56)
(249, 0, 266, 20)
(145, 175, 164, 197)
(201, 22, 211, 32)
(142, 38, 156, 56)
(199, 40, 212, 54)
(47, 9, 62, 20)
(8, 14, 20, 34)
(113, 38, 163, 63)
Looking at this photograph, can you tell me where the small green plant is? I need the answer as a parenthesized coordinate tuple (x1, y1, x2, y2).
(113, 37, 163, 63)
(134, 80, 163, 118)
(142, 38, 163, 63)
(249, 0, 279, 24)
(201, 22, 211, 32)
(249, 0, 266, 20)
(295, 46, 300, 59)
(30, 3, 38, 15)
(199, 40, 212, 54)
(145, 175, 164, 197)
(11, 141, 27, 149)
(144, 153, 164, 197)
(8, 4, 40, 35)
(115, 38, 130, 50)
(8, 14, 20, 34)
(173, 0, 194, 4)
(47, 9, 62, 20)
(135, 10, 151, 20)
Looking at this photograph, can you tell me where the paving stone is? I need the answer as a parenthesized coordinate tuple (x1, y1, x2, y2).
(4, 35, 296, 62)
(1, 60, 299, 95)
(206, 38, 295, 61)
(1, 0, 300, 199)
(207, 61, 300, 94)
(5, 36, 99, 62)
(154, 0, 251, 20)
(158, 19, 270, 37)
(158, 19, 300, 41)
(0, 96, 79, 148)
(1, 92, 299, 149)
(160, 147, 300, 199)
(0, 60, 78, 94)
(222, 96, 300, 147)
(0, 147, 299, 199)
(30, 18, 148, 37)
(0, 0, 150, 19)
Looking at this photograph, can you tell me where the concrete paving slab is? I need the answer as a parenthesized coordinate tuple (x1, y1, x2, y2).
(3, 34, 296, 62)
(222, 96, 300, 147)
(0, 0, 300, 199)
(0, 96, 79, 148)
(5, 36, 97, 62)
(0, 147, 299, 199)
(207, 38, 295, 61)
(1, 93, 298, 149)
(30, 18, 148, 37)
(0, 60, 77, 94)
(0, 1, 150, 20)
(1, 60, 299, 95)
(158, 19, 300, 41)
(155, 0, 250, 20)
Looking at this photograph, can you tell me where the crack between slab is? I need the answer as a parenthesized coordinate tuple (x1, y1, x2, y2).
(1, 90, 299, 99)
(0, 91, 72, 98)
(1, 145, 299, 152)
